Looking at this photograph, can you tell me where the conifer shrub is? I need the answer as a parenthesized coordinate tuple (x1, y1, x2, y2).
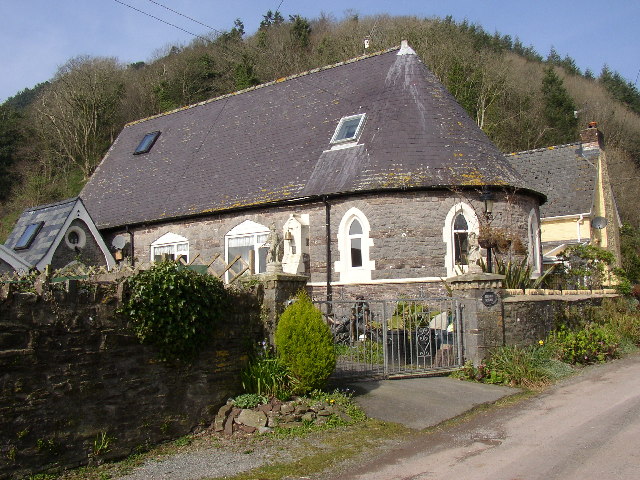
(120, 261, 228, 361)
(274, 292, 336, 393)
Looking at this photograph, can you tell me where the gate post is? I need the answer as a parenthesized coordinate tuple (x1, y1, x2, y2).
(447, 273, 505, 367)
(257, 273, 308, 340)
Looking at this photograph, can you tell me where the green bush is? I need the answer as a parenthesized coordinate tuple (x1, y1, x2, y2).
(550, 324, 619, 364)
(274, 292, 336, 393)
(241, 343, 297, 400)
(119, 261, 228, 361)
(233, 393, 267, 409)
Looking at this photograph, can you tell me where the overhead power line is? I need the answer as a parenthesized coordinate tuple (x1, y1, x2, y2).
(113, 0, 211, 42)
(145, 0, 222, 34)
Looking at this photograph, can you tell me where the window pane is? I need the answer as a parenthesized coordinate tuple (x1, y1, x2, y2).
(228, 245, 251, 275)
(351, 237, 363, 267)
(153, 245, 175, 262)
(349, 219, 362, 235)
(258, 246, 268, 273)
(134, 131, 160, 155)
(454, 232, 469, 265)
(453, 214, 468, 231)
(332, 114, 365, 143)
(14, 222, 43, 250)
(228, 236, 254, 248)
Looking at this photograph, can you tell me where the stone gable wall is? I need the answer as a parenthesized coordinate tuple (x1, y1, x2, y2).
(0, 281, 263, 480)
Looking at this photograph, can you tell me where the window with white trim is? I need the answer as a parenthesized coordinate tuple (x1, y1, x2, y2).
(225, 220, 270, 281)
(443, 203, 479, 277)
(528, 209, 542, 276)
(331, 114, 366, 144)
(150, 232, 189, 263)
(453, 214, 470, 266)
(335, 208, 375, 283)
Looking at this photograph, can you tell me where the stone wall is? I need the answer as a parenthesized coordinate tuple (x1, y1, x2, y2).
(0, 280, 264, 480)
(108, 189, 539, 298)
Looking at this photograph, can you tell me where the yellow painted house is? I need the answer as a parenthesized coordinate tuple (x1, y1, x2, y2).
(509, 123, 621, 266)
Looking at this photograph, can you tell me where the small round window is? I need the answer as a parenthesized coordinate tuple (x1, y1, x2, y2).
(65, 226, 86, 249)
(68, 231, 80, 245)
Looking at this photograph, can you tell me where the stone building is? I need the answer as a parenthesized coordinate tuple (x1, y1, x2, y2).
(0, 198, 115, 274)
(80, 42, 545, 298)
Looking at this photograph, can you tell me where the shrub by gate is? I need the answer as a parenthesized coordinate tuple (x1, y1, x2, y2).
(313, 297, 463, 379)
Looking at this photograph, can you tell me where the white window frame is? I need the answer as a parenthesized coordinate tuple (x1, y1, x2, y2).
(330, 113, 366, 145)
(528, 209, 542, 277)
(224, 220, 270, 282)
(335, 207, 375, 283)
(150, 232, 189, 263)
(443, 203, 479, 278)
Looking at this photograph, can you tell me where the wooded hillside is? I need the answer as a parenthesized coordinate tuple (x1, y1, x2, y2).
(1, 13, 639, 241)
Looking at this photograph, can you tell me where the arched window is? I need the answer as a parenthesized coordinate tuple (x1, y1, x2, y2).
(453, 214, 470, 266)
(336, 208, 375, 283)
(443, 203, 479, 277)
(225, 220, 270, 281)
(528, 209, 542, 276)
(349, 218, 363, 268)
(151, 232, 189, 263)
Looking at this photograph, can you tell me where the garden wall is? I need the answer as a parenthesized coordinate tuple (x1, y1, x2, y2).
(0, 279, 264, 480)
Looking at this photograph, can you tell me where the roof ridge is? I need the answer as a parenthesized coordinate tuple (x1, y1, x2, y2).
(125, 45, 402, 127)
(23, 197, 78, 213)
(508, 142, 581, 156)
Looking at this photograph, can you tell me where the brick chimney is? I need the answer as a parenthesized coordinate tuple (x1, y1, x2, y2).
(580, 122, 604, 153)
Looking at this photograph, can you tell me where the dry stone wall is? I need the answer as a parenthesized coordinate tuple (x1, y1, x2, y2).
(0, 280, 263, 480)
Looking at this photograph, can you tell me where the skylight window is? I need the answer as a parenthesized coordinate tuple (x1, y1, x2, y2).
(14, 222, 44, 250)
(331, 114, 366, 144)
(133, 131, 161, 155)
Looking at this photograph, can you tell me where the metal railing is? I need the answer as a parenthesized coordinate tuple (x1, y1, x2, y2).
(313, 297, 463, 379)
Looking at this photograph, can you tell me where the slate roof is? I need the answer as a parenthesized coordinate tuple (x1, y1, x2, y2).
(508, 143, 596, 218)
(82, 45, 541, 230)
(4, 198, 79, 267)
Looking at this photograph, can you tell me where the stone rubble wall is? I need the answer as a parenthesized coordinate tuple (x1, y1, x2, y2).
(0, 280, 264, 480)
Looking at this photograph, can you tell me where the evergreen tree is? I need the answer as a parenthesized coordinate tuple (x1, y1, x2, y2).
(541, 66, 578, 145)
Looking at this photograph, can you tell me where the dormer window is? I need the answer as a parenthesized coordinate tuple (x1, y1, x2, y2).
(331, 114, 366, 144)
(14, 222, 44, 250)
(134, 131, 161, 155)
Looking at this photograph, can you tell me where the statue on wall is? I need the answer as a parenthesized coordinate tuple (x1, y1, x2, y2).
(467, 231, 482, 272)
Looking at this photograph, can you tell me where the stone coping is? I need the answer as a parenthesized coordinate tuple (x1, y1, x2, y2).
(504, 288, 618, 296)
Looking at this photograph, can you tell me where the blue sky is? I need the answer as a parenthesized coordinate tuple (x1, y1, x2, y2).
(1, 1, 639, 103)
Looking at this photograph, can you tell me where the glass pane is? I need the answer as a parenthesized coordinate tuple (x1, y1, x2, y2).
(256, 233, 268, 245)
(14, 222, 43, 250)
(258, 246, 268, 273)
(453, 213, 468, 231)
(228, 245, 251, 275)
(454, 232, 469, 265)
(349, 219, 362, 235)
(228, 235, 254, 248)
(351, 238, 363, 267)
(334, 115, 363, 142)
(134, 131, 160, 155)
(176, 243, 188, 252)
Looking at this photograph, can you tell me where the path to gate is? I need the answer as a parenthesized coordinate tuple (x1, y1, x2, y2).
(343, 376, 519, 430)
(314, 297, 463, 380)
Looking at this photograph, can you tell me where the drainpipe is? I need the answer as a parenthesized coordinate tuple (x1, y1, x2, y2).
(324, 197, 332, 302)
(125, 225, 135, 267)
(576, 214, 584, 242)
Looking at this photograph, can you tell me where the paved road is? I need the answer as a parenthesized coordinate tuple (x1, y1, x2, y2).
(330, 354, 640, 480)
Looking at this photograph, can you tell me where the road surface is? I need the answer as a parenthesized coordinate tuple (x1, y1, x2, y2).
(329, 353, 640, 480)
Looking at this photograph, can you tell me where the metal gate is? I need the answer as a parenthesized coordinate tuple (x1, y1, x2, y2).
(314, 297, 463, 379)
